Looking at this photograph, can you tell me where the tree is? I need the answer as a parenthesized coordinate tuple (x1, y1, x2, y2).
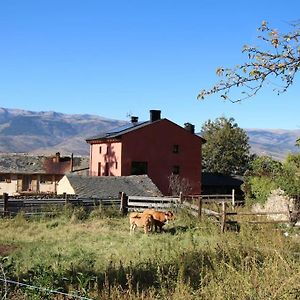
(242, 156, 283, 203)
(246, 155, 282, 178)
(242, 154, 300, 203)
(168, 174, 192, 196)
(201, 117, 251, 175)
(279, 153, 300, 196)
(198, 21, 300, 102)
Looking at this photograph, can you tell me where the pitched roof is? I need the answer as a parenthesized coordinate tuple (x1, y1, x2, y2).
(86, 119, 204, 142)
(65, 174, 162, 198)
(0, 153, 89, 174)
(86, 120, 153, 142)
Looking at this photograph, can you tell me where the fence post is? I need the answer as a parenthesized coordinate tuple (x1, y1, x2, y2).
(63, 192, 69, 205)
(221, 201, 227, 233)
(98, 198, 102, 212)
(120, 192, 128, 215)
(232, 189, 235, 209)
(179, 192, 183, 204)
(286, 203, 292, 224)
(3, 193, 8, 215)
(198, 196, 202, 219)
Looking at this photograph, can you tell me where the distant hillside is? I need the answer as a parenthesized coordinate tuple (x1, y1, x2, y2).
(246, 129, 300, 160)
(0, 107, 299, 160)
(0, 108, 127, 155)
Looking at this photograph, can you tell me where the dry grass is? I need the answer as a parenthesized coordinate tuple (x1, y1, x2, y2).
(0, 207, 299, 299)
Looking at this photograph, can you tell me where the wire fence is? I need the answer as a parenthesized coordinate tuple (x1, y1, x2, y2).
(0, 263, 7, 300)
(1, 234, 300, 299)
(0, 277, 94, 300)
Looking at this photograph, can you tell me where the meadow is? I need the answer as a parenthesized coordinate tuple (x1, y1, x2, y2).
(0, 206, 300, 299)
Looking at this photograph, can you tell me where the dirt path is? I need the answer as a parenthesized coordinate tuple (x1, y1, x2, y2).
(0, 244, 17, 256)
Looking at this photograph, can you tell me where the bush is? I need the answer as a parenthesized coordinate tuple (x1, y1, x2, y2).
(247, 176, 278, 204)
(243, 154, 300, 204)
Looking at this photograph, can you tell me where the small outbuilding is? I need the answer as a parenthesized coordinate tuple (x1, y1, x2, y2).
(0, 153, 89, 195)
(201, 172, 244, 196)
(57, 174, 162, 198)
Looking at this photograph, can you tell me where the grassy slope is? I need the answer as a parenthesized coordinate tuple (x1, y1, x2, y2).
(0, 210, 218, 272)
(0, 208, 300, 299)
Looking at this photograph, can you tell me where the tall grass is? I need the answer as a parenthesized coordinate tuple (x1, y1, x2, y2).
(0, 207, 299, 299)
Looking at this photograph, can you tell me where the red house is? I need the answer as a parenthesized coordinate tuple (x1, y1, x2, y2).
(86, 110, 204, 195)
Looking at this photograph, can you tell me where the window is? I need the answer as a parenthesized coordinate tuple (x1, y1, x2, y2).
(173, 144, 179, 153)
(98, 162, 101, 176)
(106, 145, 110, 154)
(131, 161, 148, 175)
(104, 162, 109, 176)
(40, 175, 53, 184)
(99, 146, 102, 154)
(0, 175, 11, 183)
(115, 161, 118, 169)
(172, 165, 180, 175)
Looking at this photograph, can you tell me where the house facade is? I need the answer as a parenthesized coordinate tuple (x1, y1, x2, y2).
(0, 152, 89, 196)
(86, 110, 204, 195)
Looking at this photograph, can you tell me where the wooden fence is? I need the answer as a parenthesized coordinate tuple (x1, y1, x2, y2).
(0, 192, 238, 219)
(128, 195, 181, 210)
(1, 192, 297, 233)
(0, 193, 120, 216)
(187, 190, 244, 207)
(121, 191, 242, 212)
(184, 197, 297, 232)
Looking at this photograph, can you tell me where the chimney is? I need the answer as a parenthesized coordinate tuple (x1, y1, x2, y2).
(70, 153, 74, 172)
(184, 123, 195, 134)
(53, 152, 61, 163)
(131, 116, 138, 125)
(150, 110, 161, 122)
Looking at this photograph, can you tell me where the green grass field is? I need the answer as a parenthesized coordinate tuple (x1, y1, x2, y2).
(0, 207, 300, 299)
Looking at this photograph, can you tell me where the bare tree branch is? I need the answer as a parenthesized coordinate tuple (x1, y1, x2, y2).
(198, 21, 300, 102)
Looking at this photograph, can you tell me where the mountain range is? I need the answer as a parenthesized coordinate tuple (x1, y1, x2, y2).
(0, 107, 127, 156)
(0, 107, 299, 160)
(246, 128, 300, 160)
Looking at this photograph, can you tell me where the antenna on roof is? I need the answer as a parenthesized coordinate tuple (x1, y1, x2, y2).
(126, 111, 139, 125)
(126, 111, 132, 120)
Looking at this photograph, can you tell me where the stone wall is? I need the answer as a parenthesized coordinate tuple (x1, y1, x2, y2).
(252, 189, 295, 221)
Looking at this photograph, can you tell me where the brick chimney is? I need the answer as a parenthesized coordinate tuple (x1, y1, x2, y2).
(150, 110, 161, 122)
(70, 153, 74, 172)
(184, 123, 195, 134)
(52, 152, 61, 163)
(131, 116, 139, 125)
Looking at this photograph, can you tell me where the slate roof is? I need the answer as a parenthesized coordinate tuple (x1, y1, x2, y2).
(0, 153, 89, 174)
(86, 120, 153, 142)
(86, 119, 205, 142)
(65, 174, 163, 198)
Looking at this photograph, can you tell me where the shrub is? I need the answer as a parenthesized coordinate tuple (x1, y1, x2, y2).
(243, 154, 300, 205)
(247, 176, 278, 204)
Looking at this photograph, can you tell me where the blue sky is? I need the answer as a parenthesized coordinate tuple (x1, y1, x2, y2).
(0, 0, 300, 132)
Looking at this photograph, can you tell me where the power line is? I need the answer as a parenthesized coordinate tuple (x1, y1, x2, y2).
(0, 278, 94, 300)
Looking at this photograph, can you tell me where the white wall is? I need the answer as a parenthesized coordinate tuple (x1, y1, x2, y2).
(0, 174, 59, 195)
(39, 182, 57, 193)
(56, 176, 75, 195)
(0, 175, 18, 196)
